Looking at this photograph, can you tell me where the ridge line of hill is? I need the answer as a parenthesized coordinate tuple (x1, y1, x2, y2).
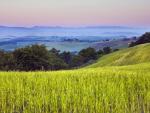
(87, 43, 150, 68)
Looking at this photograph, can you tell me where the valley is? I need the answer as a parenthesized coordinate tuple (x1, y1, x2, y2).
(0, 26, 148, 51)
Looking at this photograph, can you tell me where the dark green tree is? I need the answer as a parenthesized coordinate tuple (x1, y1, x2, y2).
(60, 51, 72, 65)
(13, 44, 67, 71)
(0, 50, 15, 71)
(103, 47, 112, 54)
(97, 49, 104, 56)
(129, 32, 150, 47)
(49, 48, 60, 56)
(71, 55, 84, 67)
(79, 47, 97, 63)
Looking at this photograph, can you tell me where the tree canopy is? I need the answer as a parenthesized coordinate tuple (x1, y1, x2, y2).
(0, 44, 114, 71)
(129, 32, 150, 47)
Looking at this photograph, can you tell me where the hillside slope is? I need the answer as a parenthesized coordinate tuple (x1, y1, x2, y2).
(88, 43, 150, 68)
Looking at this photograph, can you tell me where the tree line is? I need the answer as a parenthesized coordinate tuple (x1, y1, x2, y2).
(129, 32, 150, 47)
(0, 44, 115, 71)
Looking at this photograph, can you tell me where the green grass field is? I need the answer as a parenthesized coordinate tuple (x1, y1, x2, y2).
(88, 43, 150, 68)
(0, 44, 150, 113)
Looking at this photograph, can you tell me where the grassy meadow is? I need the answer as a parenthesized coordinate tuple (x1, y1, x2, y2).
(0, 44, 150, 113)
(88, 43, 150, 67)
(0, 63, 150, 113)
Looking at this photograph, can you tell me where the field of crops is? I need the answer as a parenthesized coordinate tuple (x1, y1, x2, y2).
(0, 63, 150, 113)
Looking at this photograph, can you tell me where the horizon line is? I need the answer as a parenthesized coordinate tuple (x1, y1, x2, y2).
(0, 25, 148, 29)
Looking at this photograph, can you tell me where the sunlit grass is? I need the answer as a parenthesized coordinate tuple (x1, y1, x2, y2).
(87, 43, 150, 68)
(0, 63, 150, 113)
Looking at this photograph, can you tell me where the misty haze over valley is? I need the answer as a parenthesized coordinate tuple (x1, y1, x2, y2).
(0, 26, 149, 51)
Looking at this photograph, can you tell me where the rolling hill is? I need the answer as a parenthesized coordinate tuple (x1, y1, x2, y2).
(0, 43, 150, 113)
(88, 43, 150, 68)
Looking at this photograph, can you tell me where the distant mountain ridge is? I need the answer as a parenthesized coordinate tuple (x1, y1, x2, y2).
(0, 25, 148, 37)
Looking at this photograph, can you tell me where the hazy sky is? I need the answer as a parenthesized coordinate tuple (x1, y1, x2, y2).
(0, 0, 150, 27)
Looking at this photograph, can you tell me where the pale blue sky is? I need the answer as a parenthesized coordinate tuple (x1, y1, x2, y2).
(0, 0, 150, 27)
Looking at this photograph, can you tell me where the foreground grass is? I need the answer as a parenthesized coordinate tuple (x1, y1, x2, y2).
(0, 64, 150, 113)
